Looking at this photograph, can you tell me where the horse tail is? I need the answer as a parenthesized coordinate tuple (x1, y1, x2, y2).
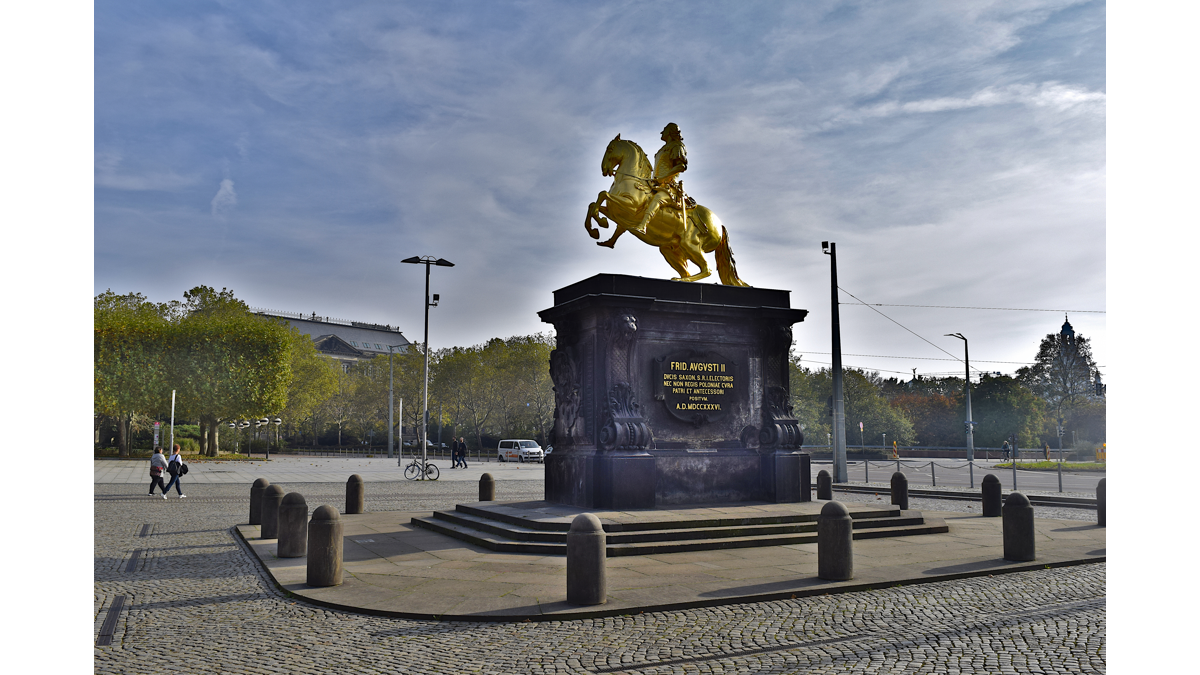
(715, 225, 750, 287)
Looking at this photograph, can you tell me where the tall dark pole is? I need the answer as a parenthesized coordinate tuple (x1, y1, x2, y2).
(422, 261, 430, 478)
(946, 333, 975, 463)
(822, 242, 848, 482)
(402, 255, 454, 479)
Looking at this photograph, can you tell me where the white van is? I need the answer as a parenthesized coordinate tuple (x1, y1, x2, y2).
(497, 439, 544, 463)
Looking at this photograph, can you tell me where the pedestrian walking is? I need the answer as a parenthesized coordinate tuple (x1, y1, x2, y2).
(163, 443, 188, 498)
(1043, 443, 1051, 461)
(1002, 440, 1010, 460)
(148, 447, 169, 499)
(450, 438, 460, 468)
(458, 437, 468, 469)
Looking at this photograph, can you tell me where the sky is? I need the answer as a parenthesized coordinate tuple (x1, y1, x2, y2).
(93, 0, 1107, 380)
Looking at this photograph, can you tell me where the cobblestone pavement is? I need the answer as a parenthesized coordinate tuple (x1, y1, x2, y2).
(95, 480, 1105, 674)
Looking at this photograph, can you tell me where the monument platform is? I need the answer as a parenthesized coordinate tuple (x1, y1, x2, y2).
(236, 503, 1105, 622)
(539, 274, 810, 509)
(409, 499, 948, 556)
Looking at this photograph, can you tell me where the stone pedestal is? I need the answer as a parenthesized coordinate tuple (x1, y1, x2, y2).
(539, 274, 807, 508)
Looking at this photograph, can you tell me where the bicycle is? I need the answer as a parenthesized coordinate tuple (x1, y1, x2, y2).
(404, 457, 439, 481)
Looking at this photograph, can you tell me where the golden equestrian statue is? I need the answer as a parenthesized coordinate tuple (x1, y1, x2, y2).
(584, 123, 750, 286)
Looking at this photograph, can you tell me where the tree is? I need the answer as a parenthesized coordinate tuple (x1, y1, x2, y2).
(971, 374, 1044, 448)
(1017, 320, 1101, 410)
(889, 391, 963, 447)
(279, 328, 340, 445)
(94, 291, 174, 456)
(789, 364, 915, 448)
(434, 340, 507, 451)
(1017, 318, 1103, 447)
(169, 288, 292, 456)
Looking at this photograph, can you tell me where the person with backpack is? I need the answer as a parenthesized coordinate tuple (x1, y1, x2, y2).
(148, 447, 169, 498)
(163, 443, 188, 498)
(456, 437, 469, 469)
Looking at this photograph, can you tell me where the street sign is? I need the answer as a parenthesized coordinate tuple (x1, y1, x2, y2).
(153, 422, 160, 448)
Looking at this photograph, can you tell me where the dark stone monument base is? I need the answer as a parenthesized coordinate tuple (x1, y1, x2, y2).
(540, 274, 808, 510)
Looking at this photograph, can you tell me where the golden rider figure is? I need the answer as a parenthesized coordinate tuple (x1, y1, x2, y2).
(633, 123, 688, 235)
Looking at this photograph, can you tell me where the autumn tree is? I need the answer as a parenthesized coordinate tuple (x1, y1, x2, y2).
(94, 291, 174, 456)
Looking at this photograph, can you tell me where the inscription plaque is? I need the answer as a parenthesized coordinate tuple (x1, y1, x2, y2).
(655, 352, 737, 425)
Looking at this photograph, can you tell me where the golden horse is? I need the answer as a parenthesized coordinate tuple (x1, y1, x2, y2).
(584, 135, 749, 286)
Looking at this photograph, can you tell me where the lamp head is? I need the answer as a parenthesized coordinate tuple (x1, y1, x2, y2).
(401, 256, 421, 264)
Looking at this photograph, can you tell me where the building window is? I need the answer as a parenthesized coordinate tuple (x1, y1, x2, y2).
(342, 362, 351, 373)
(375, 343, 382, 349)
(351, 341, 359, 347)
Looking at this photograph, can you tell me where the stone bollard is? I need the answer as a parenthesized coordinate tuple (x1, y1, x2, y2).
(981, 474, 1002, 517)
(816, 470, 832, 500)
(1002, 492, 1036, 561)
(346, 474, 364, 514)
(566, 513, 606, 606)
(261, 485, 285, 539)
(277, 492, 309, 558)
(250, 478, 270, 525)
(890, 472, 909, 510)
(479, 473, 496, 502)
(818, 500, 854, 581)
(307, 505, 343, 587)
(1096, 478, 1105, 527)
(799, 453, 812, 502)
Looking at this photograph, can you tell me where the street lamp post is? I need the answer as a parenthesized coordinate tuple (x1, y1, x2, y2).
(946, 332, 976, 488)
(401, 255, 454, 479)
(821, 241, 848, 482)
(273, 417, 281, 457)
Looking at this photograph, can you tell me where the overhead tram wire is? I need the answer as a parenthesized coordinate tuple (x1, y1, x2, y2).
(796, 351, 1036, 365)
(835, 286, 986, 375)
(843, 303, 1105, 313)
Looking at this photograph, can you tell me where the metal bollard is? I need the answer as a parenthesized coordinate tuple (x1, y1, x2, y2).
(931, 461, 936, 487)
(307, 505, 343, 587)
(277, 492, 309, 558)
(566, 513, 606, 605)
(1096, 478, 1105, 527)
(1057, 461, 1063, 493)
(1002, 492, 1036, 561)
(479, 473, 496, 502)
(890, 472, 909, 510)
(864, 457, 869, 483)
(250, 478, 270, 525)
(817, 500, 854, 581)
(816, 470, 832, 500)
(346, 474, 364, 514)
(981, 474, 1002, 517)
(260, 485, 285, 539)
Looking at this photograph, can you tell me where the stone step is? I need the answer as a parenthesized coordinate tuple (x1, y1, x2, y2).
(409, 509, 948, 557)
(452, 502, 903, 532)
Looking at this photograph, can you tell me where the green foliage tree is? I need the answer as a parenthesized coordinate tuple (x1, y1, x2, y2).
(1017, 322, 1101, 414)
(94, 291, 174, 457)
(971, 374, 1044, 447)
(279, 328, 340, 445)
(96, 286, 294, 458)
(888, 391, 963, 447)
(171, 308, 292, 456)
(789, 364, 915, 448)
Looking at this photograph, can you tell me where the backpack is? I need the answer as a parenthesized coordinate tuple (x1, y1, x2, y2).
(179, 462, 189, 475)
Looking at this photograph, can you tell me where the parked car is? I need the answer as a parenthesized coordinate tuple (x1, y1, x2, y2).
(497, 439, 544, 463)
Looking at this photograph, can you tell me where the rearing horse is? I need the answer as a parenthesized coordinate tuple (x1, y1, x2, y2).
(584, 135, 749, 286)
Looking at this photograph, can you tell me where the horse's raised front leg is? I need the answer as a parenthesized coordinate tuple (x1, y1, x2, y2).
(585, 192, 614, 240)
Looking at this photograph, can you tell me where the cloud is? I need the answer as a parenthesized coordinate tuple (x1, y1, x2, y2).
(831, 82, 1105, 126)
(94, 149, 199, 191)
(210, 179, 238, 219)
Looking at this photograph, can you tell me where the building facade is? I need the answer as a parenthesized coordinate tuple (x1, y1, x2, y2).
(252, 308, 412, 371)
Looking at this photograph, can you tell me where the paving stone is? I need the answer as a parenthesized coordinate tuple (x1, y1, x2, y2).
(95, 480, 1104, 673)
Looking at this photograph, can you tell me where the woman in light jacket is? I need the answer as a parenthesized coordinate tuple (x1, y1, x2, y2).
(148, 448, 169, 498)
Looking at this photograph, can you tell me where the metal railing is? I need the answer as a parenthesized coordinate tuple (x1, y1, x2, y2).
(809, 456, 1101, 493)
